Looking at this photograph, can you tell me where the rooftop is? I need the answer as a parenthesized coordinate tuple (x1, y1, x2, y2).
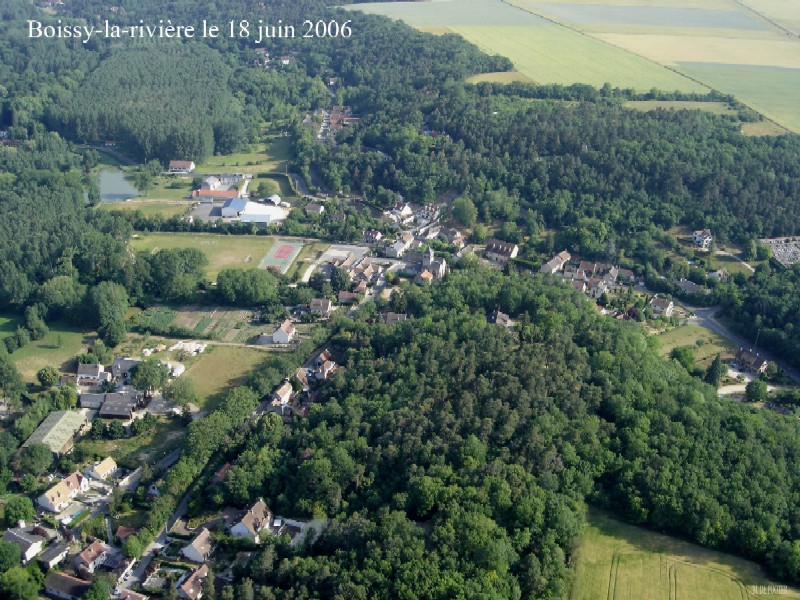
(23, 411, 86, 453)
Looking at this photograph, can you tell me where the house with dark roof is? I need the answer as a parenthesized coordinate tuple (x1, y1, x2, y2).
(650, 296, 674, 317)
(179, 564, 209, 600)
(74, 539, 110, 573)
(488, 310, 512, 328)
(221, 197, 248, 218)
(99, 392, 138, 419)
(44, 571, 91, 600)
(735, 348, 769, 374)
(76, 363, 111, 387)
(112, 357, 142, 380)
(3, 527, 44, 563)
(540, 250, 571, 274)
(484, 239, 519, 265)
(310, 298, 332, 315)
(380, 312, 407, 325)
(39, 542, 69, 570)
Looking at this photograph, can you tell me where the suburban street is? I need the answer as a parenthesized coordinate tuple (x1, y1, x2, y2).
(689, 306, 800, 384)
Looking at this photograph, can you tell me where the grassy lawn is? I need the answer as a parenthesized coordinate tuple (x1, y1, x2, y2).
(194, 137, 292, 174)
(99, 200, 193, 219)
(77, 415, 185, 470)
(142, 175, 195, 200)
(710, 252, 758, 276)
(655, 324, 737, 368)
(571, 508, 800, 600)
(285, 241, 330, 280)
(182, 346, 269, 412)
(11, 324, 94, 382)
(130, 232, 276, 279)
(0, 314, 21, 340)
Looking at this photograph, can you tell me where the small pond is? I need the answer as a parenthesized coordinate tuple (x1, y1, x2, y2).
(99, 168, 139, 202)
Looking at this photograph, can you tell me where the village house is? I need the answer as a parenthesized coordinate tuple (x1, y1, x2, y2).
(692, 228, 713, 249)
(310, 298, 333, 315)
(272, 319, 296, 344)
(305, 202, 325, 215)
(168, 160, 196, 174)
(38, 471, 90, 512)
(316, 360, 337, 380)
(540, 250, 571, 274)
(438, 227, 465, 249)
(735, 348, 769, 374)
(181, 529, 214, 563)
(229, 499, 273, 544)
(39, 542, 69, 570)
(484, 239, 519, 265)
(338, 290, 362, 304)
(120, 591, 149, 600)
(363, 229, 383, 243)
(24, 411, 88, 456)
(650, 296, 675, 317)
(74, 539, 110, 573)
(3, 527, 44, 563)
(85, 456, 118, 481)
(295, 369, 310, 392)
(676, 278, 705, 295)
(415, 270, 434, 286)
(112, 357, 143, 380)
(271, 382, 293, 407)
(385, 201, 414, 226)
(76, 363, 111, 387)
(179, 564, 210, 600)
(44, 571, 91, 600)
(488, 310, 512, 328)
(571, 280, 587, 293)
(588, 278, 610, 299)
(379, 312, 407, 325)
(386, 238, 410, 258)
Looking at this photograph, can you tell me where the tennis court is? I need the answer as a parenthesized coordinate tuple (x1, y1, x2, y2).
(258, 240, 304, 273)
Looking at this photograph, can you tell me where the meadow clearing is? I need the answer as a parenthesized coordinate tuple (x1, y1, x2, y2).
(194, 136, 292, 174)
(655, 324, 737, 369)
(10, 324, 94, 382)
(571, 509, 800, 600)
(98, 199, 192, 219)
(130, 232, 277, 279)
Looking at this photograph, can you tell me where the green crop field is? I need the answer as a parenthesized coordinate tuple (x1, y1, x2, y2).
(676, 63, 800, 133)
(130, 232, 276, 279)
(571, 509, 800, 600)
(352, 0, 704, 92)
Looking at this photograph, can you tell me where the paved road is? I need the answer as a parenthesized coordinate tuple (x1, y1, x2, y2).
(689, 306, 800, 384)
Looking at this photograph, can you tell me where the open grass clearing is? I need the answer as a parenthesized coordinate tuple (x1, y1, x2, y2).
(625, 100, 736, 115)
(182, 345, 270, 412)
(0, 314, 21, 340)
(571, 509, 800, 600)
(466, 71, 536, 84)
(143, 175, 195, 200)
(130, 232, 276, 279)
(99, 200, 192, 219)
(194, 137, 292, 174)
(655, 324, 737, 369)
(446, 25, 705, 91)
(11, 324, 94, 382)
(76, 416, 185, 470)
(740, 120, 788, 136)
(285, 241, 330, 280)
(676, 63, 800, 133)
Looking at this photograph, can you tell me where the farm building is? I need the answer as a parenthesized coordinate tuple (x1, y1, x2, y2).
(76, 363, 111, 387)
(168, 160, 195, 174)
(112, 357, 143, 380)
(23, 411, 88, 455)
(192, 189, 240, 201)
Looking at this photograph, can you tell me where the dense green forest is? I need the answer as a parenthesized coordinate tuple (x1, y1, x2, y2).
(191, 267, 800, 598)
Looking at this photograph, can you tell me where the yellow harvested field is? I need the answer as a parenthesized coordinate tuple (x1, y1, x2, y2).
(741, 0, 800, 33)
(593, 34, 800, 68)
(446, 25, 706, 91)
(572, 509, 800, 600)
(625, 100, 736, 115)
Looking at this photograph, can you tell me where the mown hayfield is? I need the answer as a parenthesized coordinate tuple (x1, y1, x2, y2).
(194, 137, 292, 174)
(98, 200, 192, 219)
(11, 324, 94, 382)
(447, 25, 706, 91)
(182, 346, 269, 411)
(677, 63, 800, 133)
(571, 509, 800, 600)
(655, 324, 737, 368)
(130, 232, 276, 279)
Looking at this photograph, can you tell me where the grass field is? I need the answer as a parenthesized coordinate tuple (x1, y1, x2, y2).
(99, 200, 192, 219)
(77, 416, 184, 470)
(11, 324, 93, 382)
(572, 509, 799, 600)
(351, 0, 705, 91)
(182, 346, 269, 412)
(449, 25, 707, 90)
(130, 232, 276, 279)
(466, 71, 536, 84)
(195, 137, 292, 174)
(676, 63, 800, 133)
(0, 314, 21, 340)
(143, 175, 195, 200)
(285, 241, 330, 280)
(655, 324, 737, 369)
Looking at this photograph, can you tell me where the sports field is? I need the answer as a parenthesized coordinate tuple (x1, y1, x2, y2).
(130, 232, 276, 279)
(258, 240, 304, 273)
(571, 509, 800, 600)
